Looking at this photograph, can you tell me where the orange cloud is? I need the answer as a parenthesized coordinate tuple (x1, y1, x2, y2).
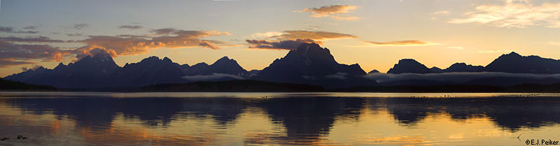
(365, 40, 439, 46)
(0, 39, 73, 65)
(296, 5, 359, 20)
(75, 46, 118, 59)
(299, 5, 357, 17)
(79, 29, 231, 57)
(331, 15, 359, 20)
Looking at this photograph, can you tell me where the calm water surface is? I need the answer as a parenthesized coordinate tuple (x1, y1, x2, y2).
(0, 92, 559, 146)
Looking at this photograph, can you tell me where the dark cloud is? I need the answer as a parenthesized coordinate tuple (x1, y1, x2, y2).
(0, 59, 35, 68)
(365, 40, 439, 46)
(246, 38, 319, 50)
(20, 65, 42, 71)
(274, 30, 357, 40)
(151, 28, 177, 35)
(23, 26, 38, 30)
(118, 25, 142, 29)
(66, 33, 83, 37)
(0, 27, 232, 67)
(0, 27, 14, 33)
(0, 36, 66, 43)
(0, 40, 71, 68)
(73, 23, 89, 29)
(0, 26, 38, 34)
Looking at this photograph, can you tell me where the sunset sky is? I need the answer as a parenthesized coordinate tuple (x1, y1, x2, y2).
(2, 0, 560, 77)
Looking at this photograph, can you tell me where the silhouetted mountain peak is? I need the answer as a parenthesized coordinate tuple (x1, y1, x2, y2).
(283, 43, 337, 66)
(111, 56, 186, 87)
(184, 57, 247, 76)
(192, 62, 209, 68)
(387, 59, 431, 74)
(140, 56, 160, 62)
(368, 69, 380, 74)
(212, 56, 237, 66)
(216, 56, 230, 61)
(398, 59, 419, 64)
(163, 57, 172, 63)
(128, 56, 177, 68)
(504, 51, 522, 57)
(53, 62, 67, 70)
(256, 43, 371, 88)
(445, 62, 484, 72)
(430, 67, 444, 73)
(485, 52, 560, 74)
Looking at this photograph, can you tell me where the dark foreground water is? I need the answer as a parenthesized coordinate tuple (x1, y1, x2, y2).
(0, 92, 559, 146)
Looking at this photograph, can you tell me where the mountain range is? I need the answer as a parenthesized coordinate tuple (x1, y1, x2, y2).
(255, 43, 373, 88)
(6, 43, 560, 90)
(384, 52, 560, 74)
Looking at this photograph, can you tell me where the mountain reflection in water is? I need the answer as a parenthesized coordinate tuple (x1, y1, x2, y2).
(0, 93, 559, 145)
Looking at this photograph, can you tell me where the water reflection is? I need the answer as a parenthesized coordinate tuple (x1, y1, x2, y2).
(384, 97, 560, 131)
(1, 94, 560, 145)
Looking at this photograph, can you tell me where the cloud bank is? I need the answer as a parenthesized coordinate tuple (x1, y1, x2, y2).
(0, 27, 233, 68)
(0, 26, 38, 34)
(449, 0, 560, 28)
(0, 40, 72, 67)
(247, 30, 355, 50)
(77, 28, 231, 57)
(118, 25, 142, 29)
(364, 72, 560, 84)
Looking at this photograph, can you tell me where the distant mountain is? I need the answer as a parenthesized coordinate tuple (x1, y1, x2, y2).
(444, 63, 484, 72)
(5, 53, 247, 89)
(54, 52, 119, 88)
(255, 43, 372, 88)
(485, 52, 560, 74)
(430, 67, 444, 73)
(387, 59, 432, 74)
(109, 56, 187, 87)
(184, 56, 248, 76)
(368, 69, 380, 74)
(5, 51, 119, 88)
(5, 66, 51, 83)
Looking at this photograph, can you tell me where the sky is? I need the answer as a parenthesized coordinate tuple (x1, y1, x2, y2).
(1, 0, 560, 77)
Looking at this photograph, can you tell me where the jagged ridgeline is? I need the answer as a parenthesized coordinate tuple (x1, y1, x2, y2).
(384, 52, 560, 74)
(6, 43, 560, 90)
(4, 43, 374, 89)
(255, 43, 373, 88)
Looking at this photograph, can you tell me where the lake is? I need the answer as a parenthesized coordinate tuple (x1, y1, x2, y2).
(0, 92, 559, 145)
